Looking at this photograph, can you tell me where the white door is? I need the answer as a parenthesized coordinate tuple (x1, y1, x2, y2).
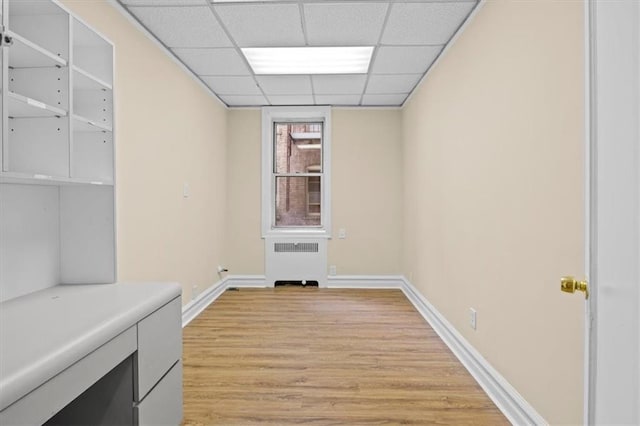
(586, 0, 640, 423)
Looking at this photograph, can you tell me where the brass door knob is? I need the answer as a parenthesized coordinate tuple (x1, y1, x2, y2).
(560, 276, 589, 299)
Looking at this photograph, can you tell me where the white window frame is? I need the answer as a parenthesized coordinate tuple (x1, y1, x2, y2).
(261, 106, 331, 238)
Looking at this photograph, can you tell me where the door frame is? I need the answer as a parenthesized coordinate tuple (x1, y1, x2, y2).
(583, 1, 594, 422)
(584, 0, 640, 423)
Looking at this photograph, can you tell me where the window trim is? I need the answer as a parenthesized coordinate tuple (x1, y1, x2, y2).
(261, 106, 331, 238)
(306, 165, 321, 218)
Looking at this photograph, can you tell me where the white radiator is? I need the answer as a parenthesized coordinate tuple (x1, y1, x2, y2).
(265, 237, 327, 287)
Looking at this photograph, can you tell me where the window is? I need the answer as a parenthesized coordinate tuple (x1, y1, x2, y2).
(262, 107, 331, 237)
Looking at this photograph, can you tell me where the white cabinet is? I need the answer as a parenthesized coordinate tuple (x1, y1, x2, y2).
(0, 283, 183, 426)
(135, 298, 183, 401)
(71, 18, 114, 183)
(0, 0, 115, 302)
(0, 4, 183, 425)
(135, 361, 183, 426)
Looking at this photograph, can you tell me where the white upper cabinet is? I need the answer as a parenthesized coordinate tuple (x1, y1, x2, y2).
(0, 0, 116, 302)
(1, 0, 114, 184)
(71, 19, 114, 183)
(4, 1, 70, 178)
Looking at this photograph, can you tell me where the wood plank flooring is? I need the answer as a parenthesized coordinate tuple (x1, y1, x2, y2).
(182, 287, 508, 425)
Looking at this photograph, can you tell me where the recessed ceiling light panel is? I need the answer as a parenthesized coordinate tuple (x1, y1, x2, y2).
(241, 46, 374, 75)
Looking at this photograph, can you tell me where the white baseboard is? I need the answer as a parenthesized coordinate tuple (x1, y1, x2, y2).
(327, 275, 405, 289)
(401, 278, 547, 426)
(226, 275, 267, 288)
(181, 278, 228, 327)
(181, 276, 267, 326)
(227, 274, 406, 289)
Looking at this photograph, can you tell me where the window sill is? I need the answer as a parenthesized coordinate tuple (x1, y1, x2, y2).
(262, 229, 331, 239)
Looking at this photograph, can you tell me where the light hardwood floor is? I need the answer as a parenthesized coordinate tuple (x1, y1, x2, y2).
(182, 287, 508, 425)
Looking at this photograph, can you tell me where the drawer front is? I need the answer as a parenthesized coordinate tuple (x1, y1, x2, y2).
(135, 361, 182, 426)
(135, 297, 182, 400)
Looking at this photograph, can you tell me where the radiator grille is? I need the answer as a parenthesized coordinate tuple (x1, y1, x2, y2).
(274, 242, 319, 253)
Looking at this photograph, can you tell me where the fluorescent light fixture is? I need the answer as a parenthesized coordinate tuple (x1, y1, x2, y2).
(242, 46, 374, 75)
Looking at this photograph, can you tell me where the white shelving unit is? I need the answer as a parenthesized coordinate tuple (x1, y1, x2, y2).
(0, 0, 116, 302)
(71, 18, 113, 183)
(0, 7, 183, 419)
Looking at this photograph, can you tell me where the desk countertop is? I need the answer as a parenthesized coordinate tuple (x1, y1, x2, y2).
(0, 282, 181, 411)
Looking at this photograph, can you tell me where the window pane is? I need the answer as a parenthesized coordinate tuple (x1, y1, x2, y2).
(275, 176, 321, 227)
(274, 122, 322, 174)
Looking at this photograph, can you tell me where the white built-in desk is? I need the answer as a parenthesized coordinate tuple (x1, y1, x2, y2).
(0, 282, 183, 425)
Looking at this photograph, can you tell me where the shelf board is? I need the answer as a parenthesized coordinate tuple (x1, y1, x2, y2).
(7, 91, 68, 118)
(72, 114, 112, 133)
(8, 31, 68, 69)
(73, 66, 112, 91)
(0, 172, 113, 187)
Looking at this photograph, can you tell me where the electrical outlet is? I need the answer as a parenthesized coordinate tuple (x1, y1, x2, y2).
(183, 183, 190, 198)
(329, 265, 337, 276)
(338, 228, 346, 239)
(470, 308, 477, 330)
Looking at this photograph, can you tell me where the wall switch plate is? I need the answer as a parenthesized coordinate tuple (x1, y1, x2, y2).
(183, 183, 190, 198)
(329, 265, 337, 276)
(338, 228, 346, 239)
(470, 308, 477, 330)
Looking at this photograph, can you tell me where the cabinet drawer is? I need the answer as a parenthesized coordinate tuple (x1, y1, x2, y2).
(134, 297, 181, 400)
(134, 360, 182, 426)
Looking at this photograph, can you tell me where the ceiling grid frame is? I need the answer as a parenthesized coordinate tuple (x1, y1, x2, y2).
(296, 0, 316, 104)
(205, 1, 272, 106)
(358, 0, 395, 106)
(117, 0, 480, 107)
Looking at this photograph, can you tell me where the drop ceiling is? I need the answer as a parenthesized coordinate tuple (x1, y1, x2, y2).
(118, 0, 479, 107)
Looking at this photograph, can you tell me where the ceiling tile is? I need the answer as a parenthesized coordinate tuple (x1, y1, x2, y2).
(128, 6, 231, 48)
(121, 0, 203, 5)
(214, 4, 304, 47)
(312, 75, 367, 95)
(256, 76, 312, 95)
(268, 95, 315, 105)
(382, 1, 476, 45)
(172, 48, 250, 75)
(366, 74, 423, 94)
(315, 95, 362, 106)
(304, 2, 388, 46)
(120, 0, 477, 107)
(201, 76, 262, 95)
(362, 93, 407, 106)
(371, 46, 441, 74)
(219, 94, 268, 107)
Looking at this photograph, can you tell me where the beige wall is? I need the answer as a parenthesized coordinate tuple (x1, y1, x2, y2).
(62, 1, 228, 303)
(329, 110, 403, 275)
(225, 109, 263, 275)
(402, 0, 585, 423)
(225, 109, 403, 276)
